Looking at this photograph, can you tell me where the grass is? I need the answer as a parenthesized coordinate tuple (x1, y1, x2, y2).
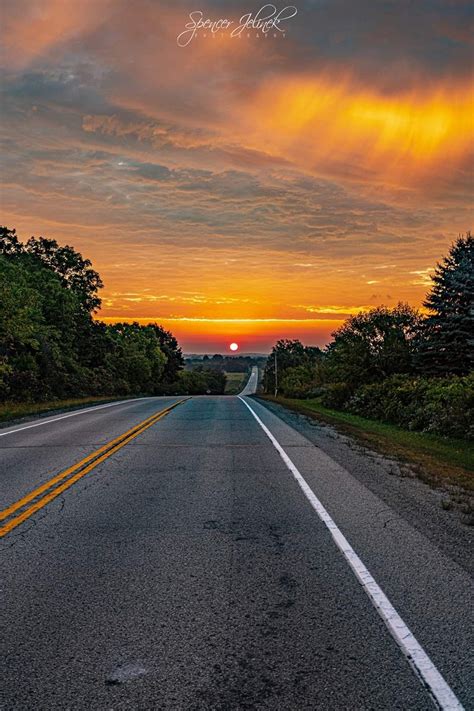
(260, 395, 473, 494)
(224, 372, 248, 395)
(0, 396, 130, 425)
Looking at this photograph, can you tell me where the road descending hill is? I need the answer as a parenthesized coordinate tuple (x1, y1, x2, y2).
(1, 369, 472, 709)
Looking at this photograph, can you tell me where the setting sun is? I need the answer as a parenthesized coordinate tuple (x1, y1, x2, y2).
(229, 342, 239, 352)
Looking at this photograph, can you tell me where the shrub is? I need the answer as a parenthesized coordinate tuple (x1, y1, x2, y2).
(345, 374, 473, 439)
(321, 382, 354, 409)
(280, 365, 316, 398)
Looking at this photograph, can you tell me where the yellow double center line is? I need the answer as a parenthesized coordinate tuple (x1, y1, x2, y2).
(0, 398, 190, 538)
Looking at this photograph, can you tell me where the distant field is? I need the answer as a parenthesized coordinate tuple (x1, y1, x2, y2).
(224, 372, 248, 394)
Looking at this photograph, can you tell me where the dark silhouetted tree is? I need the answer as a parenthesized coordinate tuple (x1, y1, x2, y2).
(417, 233, 473, 375)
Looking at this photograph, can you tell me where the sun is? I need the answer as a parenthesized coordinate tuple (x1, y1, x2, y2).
(229, 342, 239, 352)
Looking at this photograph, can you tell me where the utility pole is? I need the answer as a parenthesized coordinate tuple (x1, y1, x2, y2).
(274, 351, 278, 398)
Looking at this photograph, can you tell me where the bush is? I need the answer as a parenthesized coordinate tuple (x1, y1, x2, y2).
(321, 382, 354, 409)
(345, 374, 473, 439)
(159, 368, 227, 396)
(280, 365, 316, 398)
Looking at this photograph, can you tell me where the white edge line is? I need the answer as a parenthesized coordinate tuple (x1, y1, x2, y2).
(0, 397, 160, 438)
(238, 395, 464, 711)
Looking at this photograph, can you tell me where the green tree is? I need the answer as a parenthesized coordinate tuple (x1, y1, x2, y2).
(263, 339, 322, 393)
(417, 233, 473, 375)
(0, 227, 22, 256)
(0, 227, 103, 313)
(0, 250, 90, 400)
(106, 323, 167, 394)
(24, 236, 103, 313)
(0, 256, 42, 398)
(193, 365, 227, 393)
(0, 257, 42, 356)
(175, 367, 226, 395)
(326, 304, 422, 386)
(0, 227, 182, 401)
(147, 324, 184, 382)
(280, 364, 323, 398)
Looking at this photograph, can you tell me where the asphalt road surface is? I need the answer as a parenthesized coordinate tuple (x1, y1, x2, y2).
(1, 371, 472, 710)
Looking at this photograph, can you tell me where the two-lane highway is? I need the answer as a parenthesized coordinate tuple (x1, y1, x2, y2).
(1, 383, 472, 709)
(0, 396, 185, 511)
(0, 398, 189, 538)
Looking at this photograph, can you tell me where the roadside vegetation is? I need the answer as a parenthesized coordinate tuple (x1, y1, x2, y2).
(0, 396, 128, 425)
(262, 235, 473, 498)
(163, 367, 227, 395)
(262, 395, 473, 489)
(224, 372, 248, 394)
(0, 227, 266, 411)
(0, 227, 226, 407)
(184, 354, 264, 395)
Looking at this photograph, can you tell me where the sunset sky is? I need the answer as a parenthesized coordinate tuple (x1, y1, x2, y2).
(1, 0, 472, 352)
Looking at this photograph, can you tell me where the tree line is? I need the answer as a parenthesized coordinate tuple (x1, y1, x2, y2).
(0, 227, 223, 401)
(186, 354, 266, 372)
(263, 234, 473, 440)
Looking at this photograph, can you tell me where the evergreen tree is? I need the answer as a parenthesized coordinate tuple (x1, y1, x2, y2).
(417, 233, 473, 375)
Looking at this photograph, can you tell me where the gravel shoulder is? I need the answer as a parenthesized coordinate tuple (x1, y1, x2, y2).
(256, 397, 474, 577)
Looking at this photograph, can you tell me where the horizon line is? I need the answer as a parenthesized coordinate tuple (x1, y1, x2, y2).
(99, 316, 346, 323)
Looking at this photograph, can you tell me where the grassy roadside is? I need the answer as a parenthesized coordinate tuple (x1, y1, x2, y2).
(0, 396, 132, 426)
(224, 372, 247, 395)
(260, 395, 473, 496)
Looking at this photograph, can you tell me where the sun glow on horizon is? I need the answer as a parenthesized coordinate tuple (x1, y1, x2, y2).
(2, 1, 471, 354)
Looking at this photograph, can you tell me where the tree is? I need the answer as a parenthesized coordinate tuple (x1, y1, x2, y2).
(174, 368, 226, 395)
(0, 257, 42, 356)
(326, 304, 422, 385)
(280, 364, 323, 398)
(417, 233, 473, 375)
(263, 339, 323, 393)
(0, 256, 42, 398)
(1, 227, 103, 313)
(106, 323, 167, 393)
(23, 236, 103, 313)
(0, 227, 183, 401)
(0, 249, 91, 400)
(147, 324, 184, 382)
(0, 227, 22, 256)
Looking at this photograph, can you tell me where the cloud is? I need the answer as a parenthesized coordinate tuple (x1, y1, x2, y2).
(0, 0, 116, 69)
(1, 0, 472, 349)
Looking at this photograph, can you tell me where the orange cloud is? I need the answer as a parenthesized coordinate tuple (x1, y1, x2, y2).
(2, 1, 472, 352)
(238, 73, 474, 189)
(1, 0, 114, 69)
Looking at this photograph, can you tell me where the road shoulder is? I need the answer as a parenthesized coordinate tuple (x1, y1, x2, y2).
(255, 396, 473, 577)
(246, 396, 473, 706)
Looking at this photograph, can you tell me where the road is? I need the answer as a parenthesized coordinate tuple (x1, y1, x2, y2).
(1, 370, 472, 710)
